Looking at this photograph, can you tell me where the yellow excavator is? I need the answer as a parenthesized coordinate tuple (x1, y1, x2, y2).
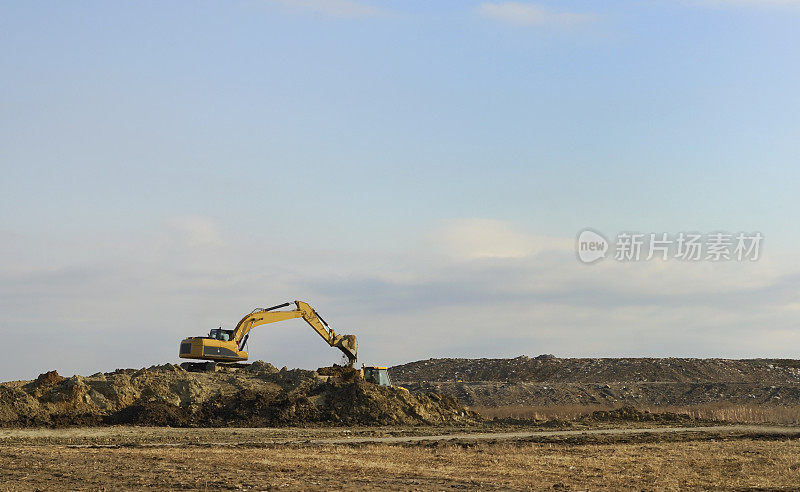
(179, 300, 358, 371)
(179, 300, 397, 387)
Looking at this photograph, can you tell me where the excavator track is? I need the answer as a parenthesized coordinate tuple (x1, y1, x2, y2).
(180, 361, 251, 372)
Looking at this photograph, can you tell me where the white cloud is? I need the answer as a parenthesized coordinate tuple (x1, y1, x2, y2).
(477, 2, 594, 26)
(433, 218, 570, 260)
(164, 216, 225, 248)
(271, 0, 385, 18)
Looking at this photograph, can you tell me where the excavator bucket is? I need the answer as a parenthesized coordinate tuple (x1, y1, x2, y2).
(335, 334, 358, 366)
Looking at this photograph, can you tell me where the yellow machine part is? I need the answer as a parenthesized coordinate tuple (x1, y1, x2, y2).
(179, 337, 248, 362)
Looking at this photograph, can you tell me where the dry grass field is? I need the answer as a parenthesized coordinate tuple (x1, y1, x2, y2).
(2, 429, 800, 490)
(474, 403, 800, 425)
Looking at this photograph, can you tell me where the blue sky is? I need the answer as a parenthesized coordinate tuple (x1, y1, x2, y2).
(1, 1, 799, 380)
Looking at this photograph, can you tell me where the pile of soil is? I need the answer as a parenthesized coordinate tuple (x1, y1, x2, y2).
(391, 356, 800, 408)
(391, 356, 800, 384)
(0, 362, 479, 428)
(579, 406, 692, 424)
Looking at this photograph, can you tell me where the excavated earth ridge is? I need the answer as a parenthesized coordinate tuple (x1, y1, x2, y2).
(0, 362, 478, 428)
(389, 356, 800, 407)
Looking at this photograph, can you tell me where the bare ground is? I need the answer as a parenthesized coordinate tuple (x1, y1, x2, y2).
(3, 426, 800, 490)
(5, 357, 800, 489)
(392, 357, 800, 423)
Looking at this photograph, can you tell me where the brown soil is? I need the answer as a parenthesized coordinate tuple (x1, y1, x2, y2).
(391, 356, 800, 384)
(4, 435, 800, 490)
(0, 362, 479, 428)
(391, 356, 800, 408)
(578, 405, 692, 423)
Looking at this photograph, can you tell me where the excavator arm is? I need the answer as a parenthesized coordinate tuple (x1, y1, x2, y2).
(232, 301, 358, 365)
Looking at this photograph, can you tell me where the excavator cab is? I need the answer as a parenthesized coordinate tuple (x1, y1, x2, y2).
(362, 366, 392, 387)
(208, 328, 234, 341)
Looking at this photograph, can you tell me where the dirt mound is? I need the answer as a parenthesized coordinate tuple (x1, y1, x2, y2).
(0, 362, 479, 428)
(391, 356, 800, 384)
(311, 380, 473, 426)
(108, 402, 190, 427)
(316, 365, 360, 382)
(580, 406, 691, 423)
(32, 370, 66, 388)
(392, 357, 800, 409)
